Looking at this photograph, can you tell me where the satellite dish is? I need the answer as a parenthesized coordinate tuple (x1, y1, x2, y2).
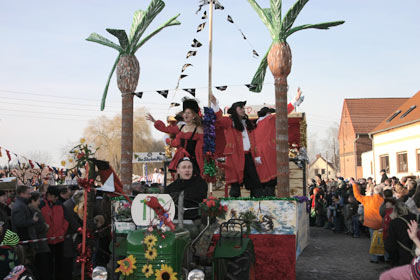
(131, 194, 175, 227)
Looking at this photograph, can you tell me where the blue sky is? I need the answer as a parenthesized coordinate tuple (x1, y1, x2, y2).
(0, 0, 419, 166)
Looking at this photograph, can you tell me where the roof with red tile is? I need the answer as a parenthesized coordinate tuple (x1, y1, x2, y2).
(344, 98, 408, 134)
(371, 91, 420, 134)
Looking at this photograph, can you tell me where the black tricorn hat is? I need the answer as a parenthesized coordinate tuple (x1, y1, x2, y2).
(257, 107, 275, 118)
(227, 101, 246, 115)
(182, 99, 199, 114)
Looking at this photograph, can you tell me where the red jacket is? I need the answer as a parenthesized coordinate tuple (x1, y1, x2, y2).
(254, 103, 294, 183)
(41, 199, 69, 244)
(215, 109, 259, 184)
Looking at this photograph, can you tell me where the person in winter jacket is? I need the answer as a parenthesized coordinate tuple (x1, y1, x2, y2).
(11, 186, 38, 241)
(40, 186, 68, 280)
(385, 201, 416, 267)
(352, 180, 384, 263)
(28, 192, 50, 280)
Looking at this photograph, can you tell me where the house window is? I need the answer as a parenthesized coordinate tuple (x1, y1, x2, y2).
(328, 171, 331, 175)
(397, 152, 408, 173)
(380, 155, 389, 173)
(314, 169, 319, 176)
(321, 169, 325, 175)
(417, 149, 420, 171)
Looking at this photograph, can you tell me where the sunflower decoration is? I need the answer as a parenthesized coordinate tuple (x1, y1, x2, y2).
(115, 255, 137, 276)
(141, 264, 154, 278)
(143, 234, 158, 248)
(145, 247, 157, 261)
(155, 264, 178, 280)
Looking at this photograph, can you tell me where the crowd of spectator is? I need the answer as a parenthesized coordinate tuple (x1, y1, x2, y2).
(0, 183, 112, 280)
(309, 171, 420, 279)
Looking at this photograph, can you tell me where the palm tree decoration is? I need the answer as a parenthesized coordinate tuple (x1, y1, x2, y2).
(86, 0, 180, 188)
(246, 0, 344, 197)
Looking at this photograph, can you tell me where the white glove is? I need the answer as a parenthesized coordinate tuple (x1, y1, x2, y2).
(295, 95, 304, 107)
(255, 157, 262, 165)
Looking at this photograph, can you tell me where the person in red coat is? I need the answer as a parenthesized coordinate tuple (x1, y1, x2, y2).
(147, 98, 204, 177)
(255, 87, 304, 196)
(210, 94, 263, 198)
(40, 186, 69, 280)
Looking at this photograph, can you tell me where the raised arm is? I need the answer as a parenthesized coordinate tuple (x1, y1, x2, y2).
(210, 93, 232, 128)
(146, 113, 180, 134)
(352, 182, 365, 205)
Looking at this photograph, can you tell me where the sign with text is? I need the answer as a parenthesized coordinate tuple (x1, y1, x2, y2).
(131, 194, 175, 227)
(133, 152, 167, 163)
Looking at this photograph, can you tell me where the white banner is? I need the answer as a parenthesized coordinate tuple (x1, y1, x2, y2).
(133, 152, 167, 163)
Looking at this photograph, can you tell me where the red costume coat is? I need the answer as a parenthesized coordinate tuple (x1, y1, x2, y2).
(215, 110, 259, 185)
(154, 121, 204, 176)
(255, 103, 294, 183)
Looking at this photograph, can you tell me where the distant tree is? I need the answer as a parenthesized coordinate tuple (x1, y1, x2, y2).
(83, 108, 165, 176)
(27, 150, 53, 166)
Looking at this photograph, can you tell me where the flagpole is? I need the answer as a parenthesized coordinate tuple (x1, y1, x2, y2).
(208, 0, 214, 195)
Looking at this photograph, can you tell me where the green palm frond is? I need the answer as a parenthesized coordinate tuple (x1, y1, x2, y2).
(101, 54, 121, 111)
(280, 0, 309, 36)
(129, 10, 146, 42)
(286, 21, 345, 37)
(134, 14, 181, 52)
(129, 0, 165, 53)
(249, 48, 271, 93)
(86, 33, 123, 52)
(247, 0, 275, 36)
(270, 0, 282, 28)
(106, 29, 129, 52)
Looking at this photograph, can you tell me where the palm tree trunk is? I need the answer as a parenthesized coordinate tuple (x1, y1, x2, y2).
(275, 77, 290, 197)
(121, 93, 134, 189)
(267, 41, 292, 197)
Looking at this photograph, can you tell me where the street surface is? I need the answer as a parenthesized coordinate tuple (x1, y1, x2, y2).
(296, 227, 389, 280)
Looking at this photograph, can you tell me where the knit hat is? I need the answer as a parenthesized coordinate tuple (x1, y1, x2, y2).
(1, 229, 20, 246)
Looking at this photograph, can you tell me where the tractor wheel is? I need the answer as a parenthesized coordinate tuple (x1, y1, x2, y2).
(224, 249, 255, 280)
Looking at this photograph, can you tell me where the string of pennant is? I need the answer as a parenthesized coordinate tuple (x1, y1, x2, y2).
(173, 2, 259, 97)
(130, 82, 263, 101)
(0, 146, 81, 177)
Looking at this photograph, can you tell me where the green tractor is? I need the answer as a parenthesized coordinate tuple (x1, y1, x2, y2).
(102, 193, 255, 280)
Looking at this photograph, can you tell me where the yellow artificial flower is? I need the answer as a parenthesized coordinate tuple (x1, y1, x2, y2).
(155, 264, 178, 280)
(68, 158, 74, 163)
(145, 247, 157, 261)
(141, 264, 154, 278)
(143, 234, 158, 248)
(61, 160, 66, 167)
(115, 255, 137, 276)
(73, 205, 78, 214)
(80, 138, 86, 144)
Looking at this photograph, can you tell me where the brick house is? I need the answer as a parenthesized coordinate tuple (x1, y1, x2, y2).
(338, 97, 408, 179)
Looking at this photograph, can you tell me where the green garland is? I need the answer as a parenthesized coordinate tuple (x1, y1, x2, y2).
(111, 196, 130, 201)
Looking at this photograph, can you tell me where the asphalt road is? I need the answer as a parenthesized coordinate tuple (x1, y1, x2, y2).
(296, 227, 389, 280)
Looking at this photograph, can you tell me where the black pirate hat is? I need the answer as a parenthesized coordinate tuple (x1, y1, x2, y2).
(227, 101, 246, 114)
(182, 98, 199, 114)
(257, 107, 275, 118)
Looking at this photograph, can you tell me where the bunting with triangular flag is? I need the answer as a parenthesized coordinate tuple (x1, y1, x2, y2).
(181, 64, 193, 72)
(216, 86, 228, 91)
(245, 84, 257, 91)
(29, 160, 34, 169)
(186, 51, 197, 59)
(197, 22, 206, 32)
(170, 102, 180, 107)
(183, 88, 196, 97)
(202, 11, 207, 20)
(179, 74, 188, 80)
(133, 92, 143, 99)
(191, 39, 202, 48)
(0, 148, 2, 157)
(227, 15, 234, 23)
(157, 90, 169, 98)
(6, 150, 11, 162)
(252, 50, 259, 57)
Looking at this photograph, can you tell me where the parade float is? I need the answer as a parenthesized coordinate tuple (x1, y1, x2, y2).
(84, 0, 344, 279)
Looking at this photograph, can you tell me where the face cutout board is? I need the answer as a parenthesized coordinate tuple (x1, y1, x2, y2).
(131, 194, 175, 226)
